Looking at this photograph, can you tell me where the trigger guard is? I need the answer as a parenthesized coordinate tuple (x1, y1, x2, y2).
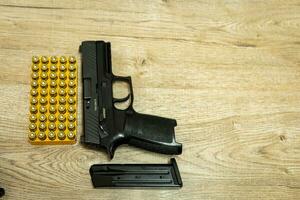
(113, 94, 131, 103)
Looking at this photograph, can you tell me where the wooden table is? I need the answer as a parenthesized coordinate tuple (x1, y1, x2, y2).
(0, 0, 300, 199)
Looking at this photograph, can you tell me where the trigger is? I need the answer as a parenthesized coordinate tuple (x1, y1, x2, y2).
(113, 94, 130, 103)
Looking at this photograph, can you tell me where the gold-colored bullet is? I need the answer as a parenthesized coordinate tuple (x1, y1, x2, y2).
(59, 72, 66, 80)
(49, 97, 56, 104)
(49, 88, 57, 96)
(31, 80, 38, 88)
(29, 114, 37, 122)
(48, 114, 56, 122)
(58, 131, 66, 140)
(59, 97, 66, 104)
(50, 80, 57, 88)
(41, 56, 48, 63)
(31, 97, 38, 105)
(59, 80, 66, 88)
(31, 72, 39, 79)
(68, 105, 76, 113)
(29, 123, 37, 131)
(68, 123, 75, 131)
(39, 97, 47, 105)
(49, 105, 56, 114)
(68, 88, 76, 96)
(39, 123, 46, 131)
(68, 97, 75, 104)
(68, 64, 76, 71)
(30, 89, 38, 96)
(68, 114, 75, 122)
(41, 71, 48, 79)
(58, 105, 66, 113)
(48, 122, 56, 131)
(39, 114, 47, 122)
(58, 114, 65, 122)
(48, 131, 56, 140)
(40, 89, 47, 96)
(60, 56, 67, 64)
(58, 123, 66, 131)
(32, 56, 40, 63)
(50, 56, 58, 63)
(28, 132, 36, 140)
(39, 106, 47, 113)
(32, 64, 39, 71)
(38, 132, 46, 140)
(30, 105, 37, 114)
(69, 72, 76, 79)
(50, 64, 57, 71)
(68, 80, 76, 88)
(50, 72, 57, 80)
(59, 64, 66, 71)
(69, 56, 76, 63)
(40, 80, 47, 88)
(67, 131, 75, 140)
(59, 88, 66, 96)
(41, 64, 48, 71)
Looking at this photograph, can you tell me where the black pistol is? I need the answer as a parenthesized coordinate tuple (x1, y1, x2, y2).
(80, 41, 182, 158)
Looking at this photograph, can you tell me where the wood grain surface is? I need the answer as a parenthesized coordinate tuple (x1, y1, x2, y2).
(0, 0, 300, 199)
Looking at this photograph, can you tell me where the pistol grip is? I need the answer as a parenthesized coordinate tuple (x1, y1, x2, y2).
(124, 112, 182, 155)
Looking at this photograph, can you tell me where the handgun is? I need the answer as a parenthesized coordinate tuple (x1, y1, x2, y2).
(80, 41, 182, 158)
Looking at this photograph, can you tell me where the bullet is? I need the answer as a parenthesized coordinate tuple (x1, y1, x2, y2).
(67, 131, 75, 140)
(48, 122, 56, 131)
(49, 97, 56, 104)
(68, 123, 75, 131)
(50, 72, 57, 80)
(68, 97, 75, 104)
(28, 132, 36, 140)
(60, 56, 67, 64)
(30, 105, 37, 114)
(48, 131, 56, 140)
(58, 123, 66, 131)
(48, 114, 56, 122)
(39, 97, 47, 105)
(32, 56, 40, 63)
(41, 64, 48, 71)
(49, 88, 57, 96)
(68, 88, 76, 96)
(30, 89, 38, 96)
(31, 72, 39, 79)
(68, 105, 76, 113)
(39, 106, 47, 113)
(40, 89, 48, 96)
(50, 64, 57, 71)
(32, 64, 39, 71)
(68, 114, 75, 122)
(59, 80, 66, 88)
(39, 114, 46, 122)
(58, 105, 66, 113)
(69, 56, 76, 63)
(31, 80, 38, 88)
(38, 132, 46, 140)
(29, 123, 37, 131)
(68, 64, 76, 71)
(41, 72, 48, 79)
(39, 123, 46, 131)
(50, 80, 57, 88)
(59, 72, 66, 80)
(58, 114, 65, 122)
(31, 97, 38, 105)
(58, 88, 66, 96)
(68, 80, 76, 88)
(40, 80, 47, 88)
(29, 114, 37, 122)
(41, 56, 49, 63)
(58, 131, 66, 140)
(50, 56, 58, 63)
(69, 72, 76, 79)
(59, 97, 66, 104)
(49, 105, 56, 114)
